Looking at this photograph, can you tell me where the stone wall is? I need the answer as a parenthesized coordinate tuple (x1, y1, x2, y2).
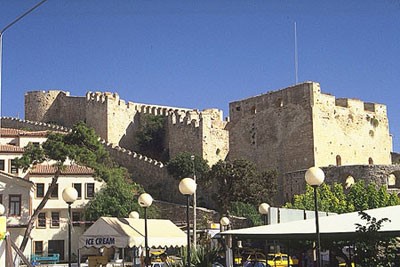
(1, 117, 71, 133)
(0, 117, 186, 204)
(25, 90, 86, 127)
(283, 165, 400, 203)
(313, 88, 392, 167)
(392, 152, 400, 164)
(24, 90, 229, 166)
(227, 81, 392, 174)
(167, 109, 229, 165)
(228, 82, 315, 173)
(154, 200, 251, 229)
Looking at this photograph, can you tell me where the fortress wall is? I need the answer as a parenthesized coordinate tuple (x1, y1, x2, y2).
(167, 110, 203, 160)
(1, 117, 71, 133)
(313, 90, 392, 167)
(85, 92, 110, 142)
(283, 165, 400, 204)
(24, 89, 227, 165)
(1, 117, 184, 204)
(228, 82, 316, 173)
(103, 142, 184, 203)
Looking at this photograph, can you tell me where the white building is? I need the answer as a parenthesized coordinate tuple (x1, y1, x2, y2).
(0, 128, 104, 262)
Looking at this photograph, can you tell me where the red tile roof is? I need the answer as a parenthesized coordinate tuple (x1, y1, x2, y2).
(0, 128, 49, 137)
(0, 144, 24, 153)
(29, 164, 94, 175)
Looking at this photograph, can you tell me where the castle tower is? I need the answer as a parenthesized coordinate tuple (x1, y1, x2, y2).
(228, 82, 392, 174)
(25, 90, 66, 123)
(25, 90, 86, 127)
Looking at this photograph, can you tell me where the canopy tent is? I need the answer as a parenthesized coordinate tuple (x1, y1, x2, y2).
(221, 205, 400, 240)
(79, 217, 187, 249)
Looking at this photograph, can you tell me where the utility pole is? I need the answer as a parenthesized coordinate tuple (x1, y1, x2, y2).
(0, 0, 49, 131)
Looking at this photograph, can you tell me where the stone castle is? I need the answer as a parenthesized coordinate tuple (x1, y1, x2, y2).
(17, 81, 399, 204)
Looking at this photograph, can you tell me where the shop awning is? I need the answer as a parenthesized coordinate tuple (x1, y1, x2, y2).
(221, 205, 400, 240)
(79, 217, 187, 248)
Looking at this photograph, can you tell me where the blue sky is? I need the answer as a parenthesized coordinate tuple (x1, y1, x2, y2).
(1, 0, 399, 151)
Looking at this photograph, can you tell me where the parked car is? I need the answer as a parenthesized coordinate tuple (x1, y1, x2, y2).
(243, 251, 270, 267)
(267, 253, 297, 267)
(338, 263, 355, 267)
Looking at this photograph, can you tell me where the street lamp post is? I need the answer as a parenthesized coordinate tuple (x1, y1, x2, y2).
(258, 203, 270, 225)
(190, 155, 197, 248)
(62, 187, 78, 267)
(220, 217, 232, 267)
(138, 193, 153, 267)
(0, 0, 49, 129)
(305, 167, 325, 267)
(0, 204, 6, 267)
(179, 177, 197, 267)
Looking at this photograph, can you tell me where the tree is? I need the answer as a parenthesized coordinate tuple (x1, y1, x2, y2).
(136, 114, 167, 161)
(354, 211, 399, 266)
(166, 152, 210, 181)
(284, 181, 400, 214)
(84, 169, 140, 220)
(205, 159, 277, 213)
(230, 201, 263, 226)
(15, 122, 115, 253)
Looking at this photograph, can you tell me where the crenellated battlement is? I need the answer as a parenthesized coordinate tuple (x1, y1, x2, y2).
(330, 97, 386, 114)
(312, 88, 386, 117)
(1, 117, 167, 169)
(100, 140, 165, 168)
(1, 117, 72, 133)
(135, 103, 192, 117)
(86, 91, 119, 103)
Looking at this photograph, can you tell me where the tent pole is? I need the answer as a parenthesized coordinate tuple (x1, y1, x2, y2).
(122, 248, 125, 267)
(77, 248, 80, 267)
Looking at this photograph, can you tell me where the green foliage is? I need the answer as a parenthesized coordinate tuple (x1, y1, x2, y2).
(84, 171, 143, 220)
(230, 201, 263, 226)
(354, 211, 399, 266)
(16, 121, 115, 181)
(178, 243, 219, 267)
(167, 152, 210, 181)
(206, 159, 277, 213)
(284, 181, 400, 213)
(15, 122, 118, 253)
(136, 114, 167, 161)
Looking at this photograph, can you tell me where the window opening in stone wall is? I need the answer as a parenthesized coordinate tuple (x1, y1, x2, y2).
(216, 148, 220, 155)
(344, 175, 355, 189)
(368, 157, 374, 165)
(336, 155, 342, 166)
(388, 172, 400, 188)
(236, 106, 241, 111)
(251, 106, 256, 114)
(276, 98, 284, 107)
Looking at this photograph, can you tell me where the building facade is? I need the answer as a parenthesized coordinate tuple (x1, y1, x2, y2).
(0, 128, 104, 262)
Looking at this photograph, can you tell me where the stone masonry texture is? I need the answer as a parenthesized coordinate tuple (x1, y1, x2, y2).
(21, 81, 398, 205)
